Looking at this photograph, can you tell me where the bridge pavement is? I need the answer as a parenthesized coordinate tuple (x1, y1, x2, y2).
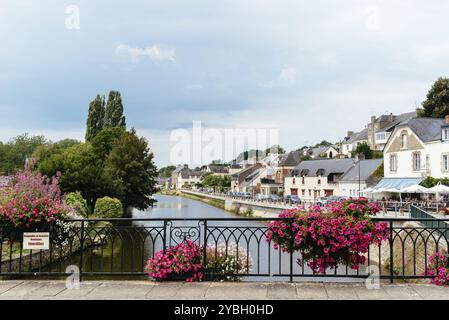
(0, 280, 448, 300)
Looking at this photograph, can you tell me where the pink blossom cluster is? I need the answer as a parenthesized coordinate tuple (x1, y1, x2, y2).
(146, 240, 204, 282)
(0, 164, 72, 229)
(424, 251, 449, 285)
(266, 197, 390, 274)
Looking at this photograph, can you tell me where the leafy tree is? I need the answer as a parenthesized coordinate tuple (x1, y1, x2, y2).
(34, 139, 80, 178)
(86, 95, 105, 141)
(300, 155, 312, 162)
(372, 161, 384, 178)
(94, 196, 123, 218)
(104, 91, 126, 129)
(91, 127, 126, 161)
(158, 166, 177, 178)
(354, 142, 374, 159)
(200, 173, 231, 192)
(59, 143, 113, 210)
(314, 140, 333, 147)
(0, 134, 47, 175)
(265, 145, 285, 155)
(105, 129, 157, 211)
(418, 77, 449, 118)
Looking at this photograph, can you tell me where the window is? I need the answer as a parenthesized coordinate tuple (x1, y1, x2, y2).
(292, 178, 296, 185)
(412, 152, 421, 171)
(302, 189, 305, 196)
(317, 179, 321, 185)
(443, 128, 449, 141)
(426, 154, 430, 170)
(301, 176, 305, 184)
(390, 154, 398, 172)
(443, 154, 449, 172)
(401, 134, 408, 149)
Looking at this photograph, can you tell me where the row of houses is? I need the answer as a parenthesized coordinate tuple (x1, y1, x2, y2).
(165, 112, 449, 201)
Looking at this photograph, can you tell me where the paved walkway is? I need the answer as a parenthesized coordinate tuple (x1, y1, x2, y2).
(0, 280, 448, 300)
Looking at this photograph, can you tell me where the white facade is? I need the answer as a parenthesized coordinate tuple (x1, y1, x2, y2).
(384, 124, 449, 180)
(175, 173, 202, 189)
(284, 176, 339, 201)
(337, 182, 367, 198)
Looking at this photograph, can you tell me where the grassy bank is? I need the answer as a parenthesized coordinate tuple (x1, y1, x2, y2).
(158, 189, 226, 210)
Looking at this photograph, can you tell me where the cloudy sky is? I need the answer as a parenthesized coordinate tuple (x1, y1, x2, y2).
(1, 0, 449, 167)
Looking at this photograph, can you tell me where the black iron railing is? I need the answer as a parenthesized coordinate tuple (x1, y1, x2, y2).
(0, 208, 448, 282)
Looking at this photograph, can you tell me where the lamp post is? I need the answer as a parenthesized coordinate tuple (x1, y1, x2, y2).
(357, 153, 365, 197)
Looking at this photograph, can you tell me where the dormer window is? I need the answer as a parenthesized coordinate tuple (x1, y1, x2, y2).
(443, 128, 449, 141)
(401, 133, 408, 149)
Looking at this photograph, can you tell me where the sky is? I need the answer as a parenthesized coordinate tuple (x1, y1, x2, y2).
(1, 0, 449, 167)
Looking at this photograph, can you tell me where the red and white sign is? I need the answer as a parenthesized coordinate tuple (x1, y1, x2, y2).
(23, 232, 50, 250)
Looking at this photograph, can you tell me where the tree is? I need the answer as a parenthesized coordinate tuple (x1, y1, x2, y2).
(354, 142, 373, 159)
(265, 145, 285, 155)
(91, 127, 126, 161)
(314, 140, 333, 147)
(104, 91, 126, 129)
(105, 130, 157, 211)
(34, 139, 80, 178)
(59, 143, 113, 210)
(158, 166, 176, 178)
(418, 77, 449, 118)
(66, 191, 88, 217)
(0, 134, 47, 175)
(86, 95, 105, 141)
(94, 197, 123, 218)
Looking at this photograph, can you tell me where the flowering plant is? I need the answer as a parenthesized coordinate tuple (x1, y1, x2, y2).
(0, 163, 73, 230)
(266, 198, 390, 274)
(145, 240, 204, 282)
(206, 242, 252, 280)
(423, 251, 449, 285)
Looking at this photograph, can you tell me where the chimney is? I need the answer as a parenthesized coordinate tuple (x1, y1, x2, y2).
(347, 131, 354, 137)
(371, 116, 376, 124)
(183, 164, 189, 169)
(445, 115, 449, 124)
(389, 113, 394, 122)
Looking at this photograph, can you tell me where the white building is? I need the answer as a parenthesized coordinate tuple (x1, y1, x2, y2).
(284, 159, 354, 201)
(341, 129, 368, 158)
(384, 116, 449, 179)
(373, 116, 449, 192)
(171, 165, 203, 189)
(337, 159, 383, 198)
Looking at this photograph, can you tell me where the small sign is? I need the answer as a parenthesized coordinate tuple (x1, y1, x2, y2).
(23, 232, 50, 250)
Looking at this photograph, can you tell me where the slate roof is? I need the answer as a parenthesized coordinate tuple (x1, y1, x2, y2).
(208, 165, 229, 174)
(400, 118, 446, 143)
(339, 159, 383, 183)
(344, 128, 368, 144)
(279, 151, 302, 167)
(292, 159, 355, 177)
(378, 111, 417, 132)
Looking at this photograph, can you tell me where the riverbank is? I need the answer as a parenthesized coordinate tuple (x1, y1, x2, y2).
(158, 190, 252, 215)
(0, 280, 443, 300)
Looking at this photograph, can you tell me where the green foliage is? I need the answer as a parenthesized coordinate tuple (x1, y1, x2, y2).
(354, 142, 374, 159)
(103, 91, 126, 129)
(94, 196, 123, 218)
(372, 161, 384, 178)
(158, 166, 177, 178)
(66, 191, 88, 217)
(59, 143, 114, 209)
(91, 127, 126, 161)
(314, 140, 333, 148)
(0, 134, 47, 175)
(421, 176, 449, 188)
(265, 145, 285, 155)
(300, 155, 312, 161)
(200, 173, 231, 192)
(34, 139, 80, 177)
(418, 77, 449, 118)
(105, 129, 158, 210)
(85, 95, 105, 141)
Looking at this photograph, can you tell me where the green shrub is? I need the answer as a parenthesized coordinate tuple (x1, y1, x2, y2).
(94, 197, 123, 218)
(66, 191, 88, 217)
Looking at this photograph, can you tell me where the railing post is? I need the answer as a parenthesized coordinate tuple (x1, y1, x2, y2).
(389, 220, 394, 284)
(203, 220, 208, 281)
(163, 220, 168, 253)
(79, 220, 85, 282)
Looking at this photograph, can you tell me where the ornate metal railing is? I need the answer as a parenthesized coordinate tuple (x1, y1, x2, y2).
(0, 211, 448, 282)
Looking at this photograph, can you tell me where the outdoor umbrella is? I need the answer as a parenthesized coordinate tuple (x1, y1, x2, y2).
(427, 183, 449, 212)
(400, 184, 429, 194)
